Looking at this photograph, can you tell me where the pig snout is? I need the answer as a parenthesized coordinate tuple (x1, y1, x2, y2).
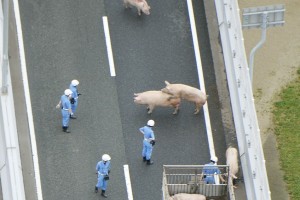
(142, 4, 150, 15)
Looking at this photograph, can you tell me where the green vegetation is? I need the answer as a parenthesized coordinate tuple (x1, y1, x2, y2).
(273, 68, 300, 200)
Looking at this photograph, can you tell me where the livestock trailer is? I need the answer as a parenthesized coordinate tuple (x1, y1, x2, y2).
(162, 165, 236, 200)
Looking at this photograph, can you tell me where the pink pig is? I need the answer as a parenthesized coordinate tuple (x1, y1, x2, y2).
(169, 193, 206, 200)
(226, 147, 238, 187)
(161, 81, 207, 114)
(124, 0, 151, 16)
(134, 90, 180, 114)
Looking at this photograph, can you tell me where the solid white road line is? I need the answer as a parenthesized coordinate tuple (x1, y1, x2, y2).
(123, 165, 134, 200)
(102, 16, 116, 77)
(187, 0, 216, 158)
(13, 0, 43, 199)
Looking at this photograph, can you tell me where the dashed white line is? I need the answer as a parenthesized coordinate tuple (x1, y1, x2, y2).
(102, 16, 116, 77)
(123, 165, 134, 200)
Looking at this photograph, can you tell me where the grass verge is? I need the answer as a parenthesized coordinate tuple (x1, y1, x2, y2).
(273, 68, 300, 200)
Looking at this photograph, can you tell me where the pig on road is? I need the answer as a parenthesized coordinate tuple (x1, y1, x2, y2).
(123, 0, 151, 16)
(161, 81, 207, 114)
(134, 90, 180, 114)
(226, 147, 238, 187)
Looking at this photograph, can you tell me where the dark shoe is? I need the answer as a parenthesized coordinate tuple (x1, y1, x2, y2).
(146, 160, 154, 165)
(70, 114, 77, 119)
(143, 157, 146, 162)
(95, 186, 98, 193)
(101, 190, 107, 198)
(62, 127, 71, 133)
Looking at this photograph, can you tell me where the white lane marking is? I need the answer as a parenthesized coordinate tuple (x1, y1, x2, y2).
(187, 0, 216, 158)
(102, 16, 116, 77)
(123, 165, 134, 200)
(13, 0, 43, 199)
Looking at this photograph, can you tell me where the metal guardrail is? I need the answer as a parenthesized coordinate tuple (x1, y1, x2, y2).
(0, 0, 27, 199)
(1, 0, 8, 94)
(214, 0, 271, 199)
(162, 165, 230, 199)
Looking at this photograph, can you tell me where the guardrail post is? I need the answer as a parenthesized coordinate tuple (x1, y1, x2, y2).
(248, 12, 267, 82)
(241, 4, 285, 84)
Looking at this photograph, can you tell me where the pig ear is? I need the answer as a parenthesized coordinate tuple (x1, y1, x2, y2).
(165, 80, 170, 85)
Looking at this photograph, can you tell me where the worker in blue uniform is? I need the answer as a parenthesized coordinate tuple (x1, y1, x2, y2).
(69, 80, 80, 119)
(95, 154, 111, 198)
(139, 120, 155, 165)
(56, 89, 73, 133)
(202, 156, 225, 184)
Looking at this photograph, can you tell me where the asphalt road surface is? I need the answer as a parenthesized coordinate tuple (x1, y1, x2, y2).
(18, 0, 227, 199)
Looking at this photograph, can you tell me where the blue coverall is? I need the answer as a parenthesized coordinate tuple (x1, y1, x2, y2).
(202, 162, 221, 184)
(60, 95, 71, 128)
(96, 160, 111, 191)
(69, 84, 79, 114)
(140, 126, 155, 160)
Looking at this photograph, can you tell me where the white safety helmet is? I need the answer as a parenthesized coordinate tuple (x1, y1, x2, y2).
(147, 119, 155, 127)
(71, 79, 79, 86)
(102, 154, 111, 161)
(210, 156, 218, 163)
(64, 89, 73, 96)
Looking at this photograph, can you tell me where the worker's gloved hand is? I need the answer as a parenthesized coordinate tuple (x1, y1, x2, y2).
(108, 170, 111, 174)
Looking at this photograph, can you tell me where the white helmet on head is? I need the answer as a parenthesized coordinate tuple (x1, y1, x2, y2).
(210, 156, 218, 163)
(64, 89, 73, 96)
(102, 154, 111, 161)
(71, 79, 79, 86)
(147, 119, 155, 127)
